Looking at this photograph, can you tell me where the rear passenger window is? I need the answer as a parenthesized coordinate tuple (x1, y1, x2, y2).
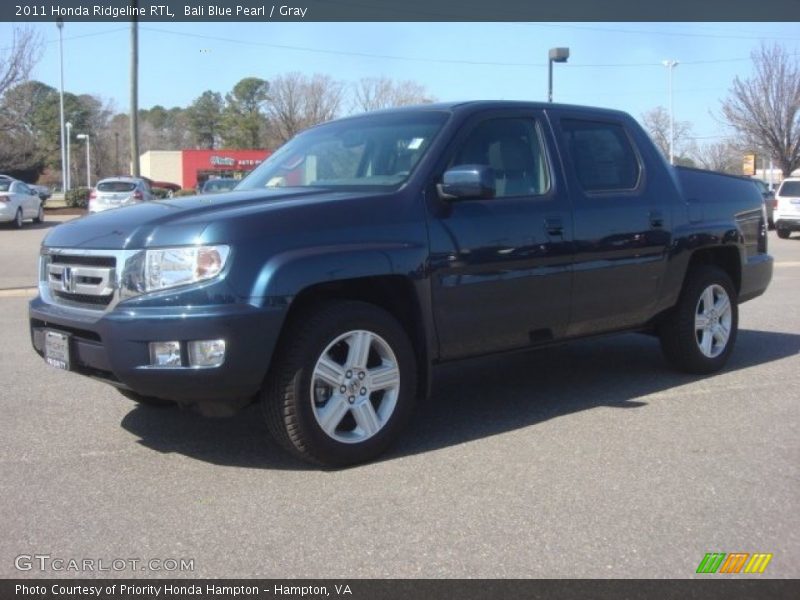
(562, 119, 640, 192)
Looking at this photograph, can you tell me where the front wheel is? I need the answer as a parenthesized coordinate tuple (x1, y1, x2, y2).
(776, 228, 791, 239)
(262, 301, 417, 467)
(33, 203, 44, 223)
(659, 265, 738, 374)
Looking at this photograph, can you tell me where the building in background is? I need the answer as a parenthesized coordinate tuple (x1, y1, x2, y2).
(140, 149, 271, 190)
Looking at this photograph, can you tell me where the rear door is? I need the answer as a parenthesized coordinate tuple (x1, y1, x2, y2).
(552, 111, 671, 336)
(428, 109, 573, 359)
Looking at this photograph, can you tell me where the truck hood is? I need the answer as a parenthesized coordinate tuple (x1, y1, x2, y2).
(43, 188, 374, 249)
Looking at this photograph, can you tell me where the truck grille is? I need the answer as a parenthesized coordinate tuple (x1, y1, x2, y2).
(41, 250, 122, 312)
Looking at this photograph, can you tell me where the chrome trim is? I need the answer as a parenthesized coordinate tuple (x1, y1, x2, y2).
(39, 248, 142, 315)
(48, 264, 115, 296)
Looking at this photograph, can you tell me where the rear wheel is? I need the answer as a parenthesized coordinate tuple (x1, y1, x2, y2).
(776, 228, 791, 239)
(13, 208, 23, 229)
(262, 300, 417, 467)
(659, 265, 738, 374)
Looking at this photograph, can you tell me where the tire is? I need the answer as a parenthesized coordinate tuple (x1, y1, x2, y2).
(262, 300, 417, 467)
(13, 208, 23, 229)
(33, 203, 44, 224)
(776, 228, 791, 239)
(659, 265, 738, 374)
(117, 387, 175, 408)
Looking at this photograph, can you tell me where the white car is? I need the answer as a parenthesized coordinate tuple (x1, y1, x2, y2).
(89, 177, 155, 213)
(0, 179, 44, 228)
(774, 177, 800, 239)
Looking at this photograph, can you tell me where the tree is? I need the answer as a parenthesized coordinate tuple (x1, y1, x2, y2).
(221, 77, 269, 148)
(640, 106, 694, 163)
(692, 140, 742, 174)
(352, 77, 435, 112)
(0, 26, 42, 99)
(266, 72, 344, 144)
(721, 44, 800, 177)
(186, 91, 224, 149)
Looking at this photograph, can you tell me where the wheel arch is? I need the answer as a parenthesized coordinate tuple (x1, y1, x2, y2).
(274, 274, 434, 401)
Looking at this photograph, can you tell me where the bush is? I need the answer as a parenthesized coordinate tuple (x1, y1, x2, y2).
(174, 188, 198, 197)
(65, 187, 91, 208)
(151, 187, 171, 199)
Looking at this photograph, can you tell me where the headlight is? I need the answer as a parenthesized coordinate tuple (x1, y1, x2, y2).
(143, 245, 230, 292)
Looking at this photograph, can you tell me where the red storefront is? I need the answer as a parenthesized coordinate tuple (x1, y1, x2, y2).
(181, 149, 271, 189)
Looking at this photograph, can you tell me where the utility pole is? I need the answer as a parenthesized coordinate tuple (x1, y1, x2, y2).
(57, 19, 67, 193)
(130, 11, 140, 176)
(114, 132, 120, 174)
(662, 59, 679, 165)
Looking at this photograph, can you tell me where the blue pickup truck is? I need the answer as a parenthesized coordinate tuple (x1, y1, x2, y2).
(30, 101, 773, 466)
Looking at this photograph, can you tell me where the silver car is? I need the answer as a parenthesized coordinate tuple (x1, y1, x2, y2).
(89, 177, 154, 213)
(0, 179, 44, 228)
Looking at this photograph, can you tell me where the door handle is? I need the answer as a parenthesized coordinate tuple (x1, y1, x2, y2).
(544, 217, 564, 237)
(649, 210, 664, 229)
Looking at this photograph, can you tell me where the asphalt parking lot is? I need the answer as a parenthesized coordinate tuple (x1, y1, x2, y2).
(0, 216, 798, 579)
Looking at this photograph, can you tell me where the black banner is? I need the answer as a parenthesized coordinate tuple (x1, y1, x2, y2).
(2, 0, 800, 22)
(3, 579, 800, 600)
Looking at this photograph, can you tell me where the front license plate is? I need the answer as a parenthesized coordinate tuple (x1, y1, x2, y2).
(44, 330, 71, 370)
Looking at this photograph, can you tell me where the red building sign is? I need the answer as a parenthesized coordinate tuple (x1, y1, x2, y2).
(181, 149, 271, 189)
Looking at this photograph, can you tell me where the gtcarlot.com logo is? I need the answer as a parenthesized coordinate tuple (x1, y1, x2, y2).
(15, 554, 195, 573)
(696, 552, 773, 574)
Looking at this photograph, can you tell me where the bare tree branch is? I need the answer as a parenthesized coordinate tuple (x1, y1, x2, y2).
(352, 77, 435, 112)
(266, 72, 344, 144)
(721, 43, 800, 177)
(0, 26, 43, 99)
(640, 106, 694, 162)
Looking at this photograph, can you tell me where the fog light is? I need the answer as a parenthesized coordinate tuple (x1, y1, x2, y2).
(188, 339, 226, 368)
(149, 341, 182, 367)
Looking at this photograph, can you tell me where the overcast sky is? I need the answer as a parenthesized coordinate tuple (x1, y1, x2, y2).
(5, 21, 799, 142)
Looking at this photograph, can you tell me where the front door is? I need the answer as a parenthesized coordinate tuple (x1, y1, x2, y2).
(428, 112, 573, 359)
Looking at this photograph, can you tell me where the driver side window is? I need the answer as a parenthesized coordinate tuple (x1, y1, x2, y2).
(450, 118, 551, 198)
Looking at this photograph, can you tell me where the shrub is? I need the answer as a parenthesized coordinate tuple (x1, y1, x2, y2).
(65, 187, 91, 208)
(151, 187, 171, 199)
(174, 188, 198, 197)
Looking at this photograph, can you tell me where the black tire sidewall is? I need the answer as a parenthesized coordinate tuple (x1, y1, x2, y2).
(663, 266, 738, 374)
(270, 302, 417, 467)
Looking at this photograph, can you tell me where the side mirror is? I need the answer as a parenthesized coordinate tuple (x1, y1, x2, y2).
(437, 165, 495, 200)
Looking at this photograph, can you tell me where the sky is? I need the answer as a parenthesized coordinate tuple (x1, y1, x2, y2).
(4, 20, 799, 144)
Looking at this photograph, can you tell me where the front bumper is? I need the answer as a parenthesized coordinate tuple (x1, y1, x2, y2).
(30, 296, 287, 404)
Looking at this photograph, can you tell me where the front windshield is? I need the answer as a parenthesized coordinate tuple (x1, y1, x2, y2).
(238, 111, 449, 191)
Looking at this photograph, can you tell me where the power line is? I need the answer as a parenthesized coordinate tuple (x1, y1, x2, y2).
(522, 22, 800, 42)
(140, 26, 788, 69)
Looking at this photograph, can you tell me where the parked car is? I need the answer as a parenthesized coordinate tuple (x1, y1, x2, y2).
(30, 101, 773, 467)
(774, 177, 800, 239)
(89, 177, 154, 213)
(30, 184, 52, 205)
(0, 179, 44, 228)
(751, 178, 775, 229)
(201, 178, 239, 194)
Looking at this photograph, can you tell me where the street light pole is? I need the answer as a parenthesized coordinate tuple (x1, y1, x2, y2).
(548, 47, 570, 103)
(76, 134, 91, 188)
(662, 59, 679, 165)
(65, 121, 72, 192)
(56, 19, 67, 193)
